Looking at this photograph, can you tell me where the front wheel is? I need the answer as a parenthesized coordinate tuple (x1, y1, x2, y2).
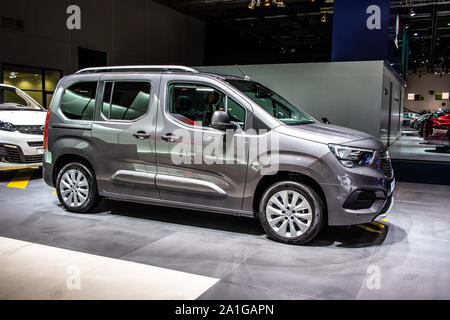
(56, 162, 101, 213)
(258, 180, 324, 245)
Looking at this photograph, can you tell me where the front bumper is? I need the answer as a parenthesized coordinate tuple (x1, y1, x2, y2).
(374, 195, 394, 222)
(0, 132, 44, 171)
(322, 174, 396, 226)
(0, 162, 42, 171)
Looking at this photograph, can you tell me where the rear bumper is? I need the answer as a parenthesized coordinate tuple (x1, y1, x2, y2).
(42, 161, 54, 187)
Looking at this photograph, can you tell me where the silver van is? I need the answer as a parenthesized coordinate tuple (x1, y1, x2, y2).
(43, 65, 395, 244)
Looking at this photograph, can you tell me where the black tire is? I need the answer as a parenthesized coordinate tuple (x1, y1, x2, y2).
(258, 180, 324, 245)
(56, 162, 101, 213)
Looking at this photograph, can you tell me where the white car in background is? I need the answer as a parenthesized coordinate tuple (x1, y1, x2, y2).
(0, 84, 47, 171)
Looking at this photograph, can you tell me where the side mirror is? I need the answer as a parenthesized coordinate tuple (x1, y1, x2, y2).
(322, 117, 331, 124)
(211, 111, 235, 131)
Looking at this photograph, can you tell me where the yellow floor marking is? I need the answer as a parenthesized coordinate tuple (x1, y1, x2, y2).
(7, 169, 35, 189)
(370, 221, 385, 229)
(357, 225, 382, 234)
(381, 218, 388, 222)
(53, 189, 57, 194)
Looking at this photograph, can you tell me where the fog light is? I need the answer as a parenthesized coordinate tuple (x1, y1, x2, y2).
(343, 190, 380, 210)
(4, 144, 18, 149)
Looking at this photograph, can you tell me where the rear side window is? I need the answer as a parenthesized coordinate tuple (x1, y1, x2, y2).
(60, 82, 98, 120)
(101, 82, 151, 121)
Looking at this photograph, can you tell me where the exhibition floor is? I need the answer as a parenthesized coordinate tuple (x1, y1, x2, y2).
(1, 169, 450, 300)
(389, 131, 450, 162)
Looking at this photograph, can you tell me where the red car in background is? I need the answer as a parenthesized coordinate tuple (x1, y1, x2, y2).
(423, 111, 450, 148)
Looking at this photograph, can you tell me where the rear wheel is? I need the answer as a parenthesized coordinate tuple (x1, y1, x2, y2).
(56, 162, 101, 213)
(258, 180, 324, 245)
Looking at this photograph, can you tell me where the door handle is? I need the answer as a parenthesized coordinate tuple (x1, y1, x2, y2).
(133, 131, 151, 140)
(162, 133, 183, 143)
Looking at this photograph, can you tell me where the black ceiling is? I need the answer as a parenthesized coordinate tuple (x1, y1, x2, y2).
(397, 0, 450, 74)
(155, 0, 450, 73)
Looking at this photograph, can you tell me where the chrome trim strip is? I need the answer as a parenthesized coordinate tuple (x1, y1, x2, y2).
(111, 170, 156, 185)
(156, 174, 227, 198)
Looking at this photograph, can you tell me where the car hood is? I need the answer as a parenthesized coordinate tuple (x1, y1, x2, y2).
(275, 122, 383, 148)
(0, 110, 47, 125)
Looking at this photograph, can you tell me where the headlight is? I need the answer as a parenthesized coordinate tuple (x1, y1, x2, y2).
(329, 144, 375, 168)
(0, 121, 17, 132)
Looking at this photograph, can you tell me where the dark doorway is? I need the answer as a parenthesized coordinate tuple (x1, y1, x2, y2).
(78, 48, 107, 70)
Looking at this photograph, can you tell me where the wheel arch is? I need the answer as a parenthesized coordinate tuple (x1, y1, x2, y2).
(52, 154, 96, 186)
(252, 171, 328, 222)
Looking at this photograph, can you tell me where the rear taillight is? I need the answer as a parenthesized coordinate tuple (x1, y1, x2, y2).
(43, 109, 51, 150)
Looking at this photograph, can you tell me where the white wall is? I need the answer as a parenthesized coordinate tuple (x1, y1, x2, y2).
(0, 0, 205, 75)
(197, 61, 387, 138)
(404, 74, 450, 113)
(381, 65, 404, 144)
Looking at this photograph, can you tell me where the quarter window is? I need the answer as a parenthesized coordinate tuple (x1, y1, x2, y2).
(227, 98, 246, 128)
(101, 82, 151, 121)
(60, 82, 98, 120)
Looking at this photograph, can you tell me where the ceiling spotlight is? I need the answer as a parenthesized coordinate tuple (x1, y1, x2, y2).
(410, 7, 416, 17)
(249, 0, 284, 9)
(414, 32, 419, 36)
(248, 0, 258, 9)
(405, 24, 410, 29)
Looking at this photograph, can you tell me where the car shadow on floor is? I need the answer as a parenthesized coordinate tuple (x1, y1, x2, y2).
(91, 198, 400, 248)
(0, 168, 42, 183)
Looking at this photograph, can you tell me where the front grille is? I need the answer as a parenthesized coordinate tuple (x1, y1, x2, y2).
(0, 144, 23, 163)
(24, 155, 43, 163)
(379, 150, 394, 179)
(16, 125, 43, 135)
(0, 144, 43, 164)
(28, 141, 43, 147)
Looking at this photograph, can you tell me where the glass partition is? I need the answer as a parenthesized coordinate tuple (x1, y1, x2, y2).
(2, 64, 62, 108)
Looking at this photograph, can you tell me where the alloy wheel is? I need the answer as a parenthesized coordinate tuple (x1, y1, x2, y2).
(59, 169, 89, 208)
(265, 190, 313, 238)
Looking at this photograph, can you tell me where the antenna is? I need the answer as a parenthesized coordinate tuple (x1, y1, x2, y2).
(235, 65, 251, 80)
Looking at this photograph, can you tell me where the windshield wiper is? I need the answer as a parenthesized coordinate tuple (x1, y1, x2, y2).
(284, 121, 315, 126)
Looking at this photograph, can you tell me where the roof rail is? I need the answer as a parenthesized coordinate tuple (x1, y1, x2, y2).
(75, 65, 199, 74)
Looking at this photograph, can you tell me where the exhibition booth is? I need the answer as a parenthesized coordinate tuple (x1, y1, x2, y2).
(0, 0, 449, 305)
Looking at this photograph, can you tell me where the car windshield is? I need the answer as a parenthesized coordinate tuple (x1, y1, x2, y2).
(225, 79, 316, 125)
(0, 87, 42, 111)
